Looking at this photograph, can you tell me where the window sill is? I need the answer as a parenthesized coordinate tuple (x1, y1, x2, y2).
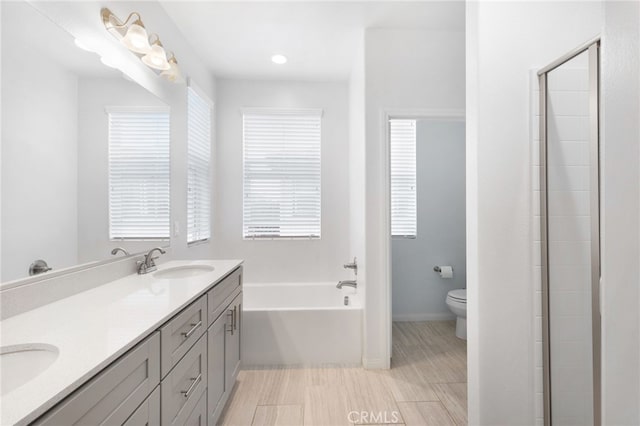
(187, 239, 210, 247)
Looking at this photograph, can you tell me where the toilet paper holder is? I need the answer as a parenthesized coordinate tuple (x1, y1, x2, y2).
(433, 266, 453, 275)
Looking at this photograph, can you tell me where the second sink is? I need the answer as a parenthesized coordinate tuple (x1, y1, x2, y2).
(153, 265, 215, 279)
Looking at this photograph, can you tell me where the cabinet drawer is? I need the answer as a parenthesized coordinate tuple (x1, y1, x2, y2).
(161, 295, 207, 377)
(184, 392, 207, 426)
(208, 267, 242, 325)
(35, 333, 160, 426)
(123, 386, 160, 426)
(161, 333, 208, 426)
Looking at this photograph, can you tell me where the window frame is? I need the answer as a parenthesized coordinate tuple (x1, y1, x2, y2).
(242, 108, 323, 240)
(389, 118, 418, 239)
(107, 105, 171, 241)
(186, 81, 213, 245)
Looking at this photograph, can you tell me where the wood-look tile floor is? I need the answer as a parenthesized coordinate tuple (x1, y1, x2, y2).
(219, 321, 467, 426)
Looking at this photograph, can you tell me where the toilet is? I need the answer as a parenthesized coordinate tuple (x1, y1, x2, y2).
(446, 289, 467, 340)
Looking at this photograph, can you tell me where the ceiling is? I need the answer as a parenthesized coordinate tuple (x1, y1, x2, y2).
(160, 1, 465, 81)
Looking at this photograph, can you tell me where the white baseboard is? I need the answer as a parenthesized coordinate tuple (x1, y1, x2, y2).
(363, 358, 389, 369)
(392, 312, 456, 322)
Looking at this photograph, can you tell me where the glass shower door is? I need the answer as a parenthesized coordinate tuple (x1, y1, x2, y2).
(539, 41, 600, 426)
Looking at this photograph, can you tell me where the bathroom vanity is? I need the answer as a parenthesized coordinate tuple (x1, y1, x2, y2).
(0, 260, 243, 426)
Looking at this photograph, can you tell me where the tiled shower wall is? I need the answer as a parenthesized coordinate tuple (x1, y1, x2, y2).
(531, 70, 544, 426)
(531, 61, 592, 425)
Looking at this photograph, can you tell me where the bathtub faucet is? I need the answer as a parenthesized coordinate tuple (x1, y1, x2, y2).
(337, 280, 357, 289)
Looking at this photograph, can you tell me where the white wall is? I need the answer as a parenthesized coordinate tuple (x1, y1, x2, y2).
(1, 7, 78, 281)
(77, 77, 168, 263)
(213, 79, 350, 283)
(363, 28, 465, 367)
(348, 31, 367, 317)
(601, 1, 640, 424)
(466, 2, 602, 424)
(392, 120, 466, 321)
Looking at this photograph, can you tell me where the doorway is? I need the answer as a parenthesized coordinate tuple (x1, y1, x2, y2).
(386, 111, 467, 422)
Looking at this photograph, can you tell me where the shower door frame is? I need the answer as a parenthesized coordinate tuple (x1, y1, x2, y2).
(538, 37, 601, 426)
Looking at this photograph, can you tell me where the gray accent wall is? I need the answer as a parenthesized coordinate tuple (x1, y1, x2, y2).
(392, 120, 466, 320)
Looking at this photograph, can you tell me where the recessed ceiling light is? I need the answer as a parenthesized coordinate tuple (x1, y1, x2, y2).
(271, 54, 287, 65)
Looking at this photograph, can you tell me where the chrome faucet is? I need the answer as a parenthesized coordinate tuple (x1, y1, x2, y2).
(111, 247, 130, 256)
(137, 247, 166, 274)
(337, 280, 357, 289)
(343, 257, 357, 275)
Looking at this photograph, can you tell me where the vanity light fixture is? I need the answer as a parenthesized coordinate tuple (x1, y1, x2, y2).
(101, 8, 181, 82)
(142, 37, 170, 71)
(121, 19, 151, 54)
(160, 53, 184, 83)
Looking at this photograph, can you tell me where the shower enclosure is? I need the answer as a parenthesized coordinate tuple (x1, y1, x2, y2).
(538, 39, 600, 426)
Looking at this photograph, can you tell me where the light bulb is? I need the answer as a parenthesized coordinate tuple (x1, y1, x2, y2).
(142, 42, 170, 71)
(161, 58, 183, 83)
(121, 22, 151, 54)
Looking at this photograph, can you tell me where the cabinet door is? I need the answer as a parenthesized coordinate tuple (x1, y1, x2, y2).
(122, 386, 160, 426)
(207, 313, 227, 425)
(225, 292, 242, 392)
(35, 333, 160, 426)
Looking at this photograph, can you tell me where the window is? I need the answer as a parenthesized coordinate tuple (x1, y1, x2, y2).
(390, 119, 417, 237)
(108, 107, 170, 240)
(187, 85, 212, 244)
(243, 109, 322, 239)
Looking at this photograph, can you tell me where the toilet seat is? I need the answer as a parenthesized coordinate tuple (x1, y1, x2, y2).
(447, 289, 467, 303)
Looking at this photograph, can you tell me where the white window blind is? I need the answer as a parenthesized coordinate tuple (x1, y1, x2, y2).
(187, 86, 212, 243)
(243, 109, 322, 239)
(108, 107, 170, 240)
(390, 119, 417, 237)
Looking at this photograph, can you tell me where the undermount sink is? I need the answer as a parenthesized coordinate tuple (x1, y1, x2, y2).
(153, 265, 215, 279)
(1, 344, 59, 395)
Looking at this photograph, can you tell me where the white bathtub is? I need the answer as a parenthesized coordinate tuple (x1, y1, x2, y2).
(242, 282, 362, 366)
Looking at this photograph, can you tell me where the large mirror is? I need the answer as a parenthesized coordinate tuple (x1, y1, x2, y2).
(1, 2, 171, 282)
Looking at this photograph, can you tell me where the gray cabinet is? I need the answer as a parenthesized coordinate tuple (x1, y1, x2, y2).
(207, 268, 241, 327)
(225, 292, 242, 393)
(184, 392, 207, 426)
(207, 313, 226, 425)
(160, 295, 207, 377)
(34, 266, 243, 426)
(122, 386, 160, 426)
(206, 267, 243, 426)
(161, 333, 208, 426)
(35, 333, 160, 426)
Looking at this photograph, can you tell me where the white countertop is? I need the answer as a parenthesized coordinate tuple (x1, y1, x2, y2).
(0, 259, 243, 426)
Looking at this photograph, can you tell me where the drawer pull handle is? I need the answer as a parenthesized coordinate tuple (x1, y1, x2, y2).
(181, 374, 202, 399)
(181, 320, 202, 338)
(226, 309, 234, 335)
(233, 305, 238, 331)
